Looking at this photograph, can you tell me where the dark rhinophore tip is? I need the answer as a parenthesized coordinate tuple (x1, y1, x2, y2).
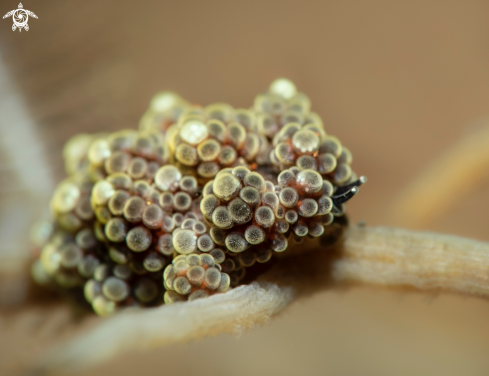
(331, 176, 367, 213)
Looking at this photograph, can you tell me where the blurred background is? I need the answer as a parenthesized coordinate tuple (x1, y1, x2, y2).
(2, 0, 489, 375)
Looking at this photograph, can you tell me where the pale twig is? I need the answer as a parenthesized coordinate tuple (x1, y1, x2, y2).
(385, 122, 489, 228)
(28, 225, 489, 375)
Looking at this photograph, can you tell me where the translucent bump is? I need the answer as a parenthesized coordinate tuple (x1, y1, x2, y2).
(255, 206, 275, 228)
(197, 234, 214, 252)
(162, 217, 175, 232)
(298, 198, 318, 217)
(143, 252, 166, 272)
(227, 122, 247, 148)
(127, 157, 148, 180)
(126, 226, 152, 252)
(296, 170, 323, 194)
(276, 205, 286, 219)
(220, 258, 235, 273)
(150, 91, 182, 111)
(186, 265, 205, 285)
(109, 246, 130, 264)
(175, 144, 198, 166)
(94, 221, 107, 242)
(94, 264, 111, 282)
(132, 180, 151, 198)
(179, 176, 198, 193)
(210, 227, 227, 245)
(334, 163, 352, 184)
(147, 161, 161, 179)
(227, 198, 252, 224)
(338, 147, 353, 165)
(51, 180, 81, 214)
(285, 210, 298, 224)
(105, 151, 130, 174)
(59, 243, 82, 269)
(173, 192, 192, 212)
(84, 279, 101, 304)
(92, 295, 116, 316)
(289, 93, 311, 115)
(238, 250, 256, 267)
(275, 219, 289, 233)
(234, 109, 256, 131)
(319, 136, 342, 158)
(193, 221, 206, 235)
(58, 212, 83, 231)
(297, 155, 317, 171)
(204, 267, 221, 290)
(242, 134, 260, 160)
(265, 181, 275, 192)
(279, 187, 299, 208)
(174, 276, 192, 295)
(231, 166, 250, 180)
(172, 213, 184, 227)
(197, 139, 220, 162)
(188, 289, 210, 301)
(197, 162, 220, 178)
(317, 196, 333, 215)
(293, 222, 309, 237)
(262, 192, 279, 211)
(212, 206, 233, 229)
(133, 134, 155, 158)
(200, 195, 219, 220)
(180, 218, 195, 230)
(225, 232, 249, 253)
(277, 170, 296, 188)
(206, 103, 234, 123)
(180, 120, 209, 145)
(164, 290, 185, 304)
(320, 213, 334, 226)
(292, 129, 319, 154)
(207, 119, 227, 143)
(88, 139, 111, 165)
(173, 229, 197, 255)
(107, 173, 132, 191)
(159, 192, 174, 212)
(154, 165, 182, 191)
(102, 277, 129, 302)
(77, 255, 100, 278)
(274, 142, 294, 164)
(239, 186, 261, 206)
(209, 249, 226, 263)
(269, 78, 297, 100)
(157, 233, 174, 255)
(321, 180, 334, 197)
(308, 221, 325, 237)
(113, 264, 132, 280)
(271, 234, 288, 252)
(217, 273, 231, 292)
(108, 190, 130, 216)
(317, 153, 337, 174)
(75, 228, 97, 250)
(244, 225, 266, 245)
(142, 204, 164, 229)
(75, 197, 94, 221)
(219, 145, 237, 166)
(243, 172, 266, 193)
(134, 278, 158, 303)
(123, 196, 146, 223)
(256, 248, 273, 263)
(200, 254, 215, 268)
(213, 173, 241, 200)
(105, 218, 128, 242)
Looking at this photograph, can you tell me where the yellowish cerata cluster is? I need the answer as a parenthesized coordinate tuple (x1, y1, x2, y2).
(31, 79, 365, 316)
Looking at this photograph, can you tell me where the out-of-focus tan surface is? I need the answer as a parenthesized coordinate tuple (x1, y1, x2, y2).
(1, 1, 489, 375)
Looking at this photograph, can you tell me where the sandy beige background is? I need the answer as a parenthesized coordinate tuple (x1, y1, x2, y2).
(2, 1, 489, 375)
